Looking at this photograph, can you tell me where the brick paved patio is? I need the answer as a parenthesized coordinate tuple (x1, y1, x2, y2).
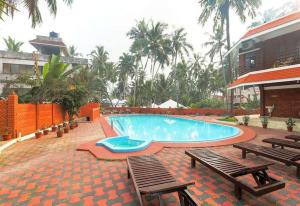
(0, 117, 299, 206)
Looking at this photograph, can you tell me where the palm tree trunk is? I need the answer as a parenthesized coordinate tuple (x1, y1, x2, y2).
(225, 7, 234, 114)
(174, 52, 179, 108)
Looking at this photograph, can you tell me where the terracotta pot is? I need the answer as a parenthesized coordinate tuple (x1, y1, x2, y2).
(262, 124, 268, 129)
(244, 123, 248, 126)
(35, 132, 43, 139)
(64, 127, 69, 133)
(43, 130, 49, 135)
(3, 134, 12, 141)
(52, 126, 57, 132)
(70, 125, 75, 130)
(57, 131, 64, 137)
(287, 127, 293, 132)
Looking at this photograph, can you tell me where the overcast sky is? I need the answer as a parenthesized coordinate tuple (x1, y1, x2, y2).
(0, 0, 297, 61)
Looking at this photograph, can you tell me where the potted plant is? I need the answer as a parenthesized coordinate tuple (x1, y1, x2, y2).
(286, 118, 296, 132)
(35, 130, 43, 138)
(260, 116, 269, 129)
(69, 120, 75, 130)
(64, 124, 70, 133)
(43, 127, 49, 135)
(242, 115, 250, 126)
(57, 127, 64, 137)
(63, 121, 68, 127)
(2, 128, 12, 141)
(52, 125, 57, 132)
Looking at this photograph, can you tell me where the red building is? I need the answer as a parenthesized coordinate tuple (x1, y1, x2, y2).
(228, 11, 300, 118)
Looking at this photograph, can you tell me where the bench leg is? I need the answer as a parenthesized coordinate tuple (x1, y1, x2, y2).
(234, 185, 242, 200)
(127, 168, 131, 179)
(297, 166, 300, 179)
(242, 150, 247, 159)
(191, 158, 196, 168)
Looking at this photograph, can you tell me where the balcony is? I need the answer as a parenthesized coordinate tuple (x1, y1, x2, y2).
(239, 47, 300, 76)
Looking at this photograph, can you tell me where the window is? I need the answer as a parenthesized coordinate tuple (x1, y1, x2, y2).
(11, 64, 20, 74)
(245, 54, 256, 69)
(3, 63, 10, 74)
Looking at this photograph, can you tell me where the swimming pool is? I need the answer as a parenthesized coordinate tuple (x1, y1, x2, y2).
(109, 115, 240, 142)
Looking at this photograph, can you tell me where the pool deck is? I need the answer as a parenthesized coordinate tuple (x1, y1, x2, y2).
(77, 115, 256, 160)
(0, 115, 299, 205)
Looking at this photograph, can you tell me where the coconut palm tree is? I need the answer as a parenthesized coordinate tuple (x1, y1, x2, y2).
(118, 53, 135, 99)
(170, 28, 193, 106)
(198, 0, 261, 113)
(3, 36, 23, 52)
(146, 21, 170, 96)
(198, 0, 261, 82)
(90, 46, 109, 77)
(204, 28, 226, 83)
(0, 0, 73, 27)
(68, 45, 82, 57)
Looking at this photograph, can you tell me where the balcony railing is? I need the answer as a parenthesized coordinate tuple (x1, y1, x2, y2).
(239, 47, 300, 76)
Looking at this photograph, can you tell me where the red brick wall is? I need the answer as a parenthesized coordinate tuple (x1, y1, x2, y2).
(17, 104, 37, 136)
(0, 100, 8, 135)
(80, 103, 100, 121)
(0, 93, 100, 138)
(264, 88, 300, 118)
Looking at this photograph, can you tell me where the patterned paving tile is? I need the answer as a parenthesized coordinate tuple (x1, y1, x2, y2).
(0, 117, 299, 205)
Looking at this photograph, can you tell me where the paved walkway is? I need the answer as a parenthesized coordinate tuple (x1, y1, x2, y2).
(0, 118, 299, 206)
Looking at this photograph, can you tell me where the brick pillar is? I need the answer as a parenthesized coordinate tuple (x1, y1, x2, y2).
(259, 85, 265, 116)
(7, 91, 18, 138)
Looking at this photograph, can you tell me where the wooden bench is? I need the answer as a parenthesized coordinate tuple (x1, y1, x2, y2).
(127, 155, 197, 206)
(285, 135, 300, 142)
(262, 138, 300, 149)
(233, 142, 300, 178)
(185, 149, 285, 199)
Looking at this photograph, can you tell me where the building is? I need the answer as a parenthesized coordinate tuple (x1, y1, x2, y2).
(0, 32, 88, 94)
(227, 11, 300, 118)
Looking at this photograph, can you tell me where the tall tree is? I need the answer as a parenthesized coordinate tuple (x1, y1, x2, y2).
(117, 53, 135, 99)
(0, 0, 73, 27)
(198, 0, 261, 112)
(68, 45, 82, 57)
(171, 28, 193, 106)
(204, 28, 227, 85)
(3, 36, 23, 52)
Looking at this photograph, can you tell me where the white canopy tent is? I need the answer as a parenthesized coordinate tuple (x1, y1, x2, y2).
(158, 99, 186, 108)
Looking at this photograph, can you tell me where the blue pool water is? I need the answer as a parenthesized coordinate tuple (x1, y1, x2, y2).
(109, 115, 240, 142)
(96, 136, 151, 152)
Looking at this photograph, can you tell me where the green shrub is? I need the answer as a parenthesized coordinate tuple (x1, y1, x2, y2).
(190, 98, 224, 109)
(218, 116, 238, 122)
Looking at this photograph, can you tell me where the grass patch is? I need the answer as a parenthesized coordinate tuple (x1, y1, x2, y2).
(218, 116, 238, 123)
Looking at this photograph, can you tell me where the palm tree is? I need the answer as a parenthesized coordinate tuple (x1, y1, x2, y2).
(198, 0, 261, 112)
(90, 46, 109, 77)
(118, 53, 135, 99)
(147, 21, 170, 98)
(170, 28, 193, 106)
(3, 36, 23, 52)
(68, 45, 81, 57)
(204, 28, 226, 83)
(198, 0, 261, 82)
(0, 0, 73, 27)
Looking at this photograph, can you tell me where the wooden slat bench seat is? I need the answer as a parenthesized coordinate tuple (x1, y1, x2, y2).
(262, 138, 300, 150)
(127, 155, 197, 206)
(233, 142, 300, 178)
(285, 135, 300, 142)
(185, 149, 285, 199)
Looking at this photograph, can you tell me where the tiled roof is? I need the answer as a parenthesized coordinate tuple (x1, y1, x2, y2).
(228, 65, 300, 89)
(241, 11, 300, 40)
